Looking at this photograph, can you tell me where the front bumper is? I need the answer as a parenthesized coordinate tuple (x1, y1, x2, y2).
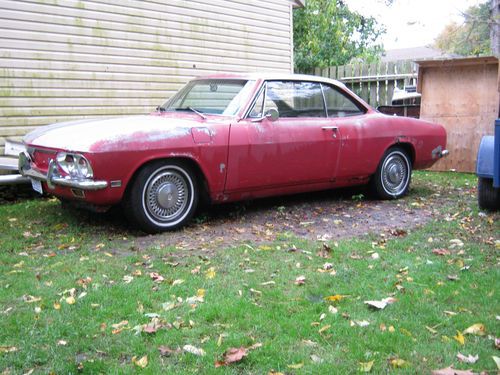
(18, 151, 108, 191)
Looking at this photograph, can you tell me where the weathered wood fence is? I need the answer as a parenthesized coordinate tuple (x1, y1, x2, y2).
(313, 60, 418, 108)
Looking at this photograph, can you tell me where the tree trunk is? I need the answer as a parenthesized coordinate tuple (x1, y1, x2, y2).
(492, 0, 500, 55)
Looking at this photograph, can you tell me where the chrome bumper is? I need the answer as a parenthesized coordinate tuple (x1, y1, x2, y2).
(19, 151, 108, 191)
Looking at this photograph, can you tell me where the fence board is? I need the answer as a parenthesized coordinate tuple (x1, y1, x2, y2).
(314, 59, 418, 108)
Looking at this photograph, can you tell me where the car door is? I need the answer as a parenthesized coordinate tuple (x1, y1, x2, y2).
(225, 80, 342, 192)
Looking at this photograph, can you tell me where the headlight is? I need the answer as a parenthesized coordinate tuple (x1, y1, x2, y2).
(56, 152, 94, 179)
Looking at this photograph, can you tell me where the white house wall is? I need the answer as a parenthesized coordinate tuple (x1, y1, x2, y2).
(0, 0, 295, 153)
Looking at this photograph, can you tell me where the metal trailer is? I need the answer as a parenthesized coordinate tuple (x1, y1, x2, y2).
(476, 119, 500, 210)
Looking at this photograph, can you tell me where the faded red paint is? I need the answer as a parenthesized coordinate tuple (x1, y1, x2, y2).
(23, 74, 447, 209)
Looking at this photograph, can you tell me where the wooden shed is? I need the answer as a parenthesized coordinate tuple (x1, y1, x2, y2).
(0, 0, 304, 155)
(416, 56, 500, 173)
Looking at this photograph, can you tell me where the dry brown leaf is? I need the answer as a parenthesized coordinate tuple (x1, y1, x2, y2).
(215, 346, 248, 367)
(463, 323, 486, 336)
(431, 366, 479, 375)
(0, 346, 18, 353)
(149, 272, 164, 283)
(432, 249, 451, 256)
(287, 362, 304, 369)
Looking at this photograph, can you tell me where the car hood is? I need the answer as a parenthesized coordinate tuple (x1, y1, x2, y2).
(23, 115, 207, 153)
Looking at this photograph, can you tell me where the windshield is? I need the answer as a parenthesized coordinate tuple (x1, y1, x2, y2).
(161, 79, 255, 116)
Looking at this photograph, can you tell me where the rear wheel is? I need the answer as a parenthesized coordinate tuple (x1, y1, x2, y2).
(124, 161, 198, 233)
(478, 177, 500, 210)
(371, 147, 412, 199)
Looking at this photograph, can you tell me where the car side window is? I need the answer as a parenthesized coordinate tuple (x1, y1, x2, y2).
(249, 81, 326, 118)
(322, 84, 365, 118)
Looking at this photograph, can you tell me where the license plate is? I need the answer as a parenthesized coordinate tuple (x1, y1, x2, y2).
(31, 178, 43, 194)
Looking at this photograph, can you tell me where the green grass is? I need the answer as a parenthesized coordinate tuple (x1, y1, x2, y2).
(0, 171, 498, 374)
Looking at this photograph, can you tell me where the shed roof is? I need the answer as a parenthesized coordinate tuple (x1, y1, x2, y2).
(415, 55, 498, 68)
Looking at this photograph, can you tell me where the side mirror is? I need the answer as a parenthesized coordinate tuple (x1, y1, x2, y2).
(265, 108, 279, 122)
(251, 108, 279, 122)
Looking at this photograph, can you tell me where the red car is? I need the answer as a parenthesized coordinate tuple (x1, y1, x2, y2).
(19, 74, 448, 232)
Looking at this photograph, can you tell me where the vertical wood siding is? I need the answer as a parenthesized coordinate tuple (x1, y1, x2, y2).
(0, 0, 294, 153)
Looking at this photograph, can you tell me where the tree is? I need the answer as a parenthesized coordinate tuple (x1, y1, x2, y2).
(434, 1, 493, 56)
(293, 0, 385, 72)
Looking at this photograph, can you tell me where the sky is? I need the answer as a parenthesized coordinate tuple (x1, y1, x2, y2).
(344, 0, 485, 50)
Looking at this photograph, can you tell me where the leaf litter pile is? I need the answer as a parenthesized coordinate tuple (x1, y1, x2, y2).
(0, 171, 499, 373)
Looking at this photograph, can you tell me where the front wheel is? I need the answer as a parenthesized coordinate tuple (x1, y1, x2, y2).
(124, 161, 198, 233)
(371, 147, 412, 199)
(478, 177, 500, 210)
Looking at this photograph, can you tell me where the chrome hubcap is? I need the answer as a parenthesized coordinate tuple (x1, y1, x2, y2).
(145, 170, 188, 222)
(381, 153, 409, 195)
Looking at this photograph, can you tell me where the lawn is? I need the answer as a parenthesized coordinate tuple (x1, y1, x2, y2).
(0, 171, 498, 374)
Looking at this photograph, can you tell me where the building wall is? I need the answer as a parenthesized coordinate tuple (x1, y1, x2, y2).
(0, 0, 297, 154)
(418, 57, 500, 173)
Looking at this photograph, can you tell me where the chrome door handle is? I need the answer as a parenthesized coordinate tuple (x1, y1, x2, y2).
(322, 126, 338, 138)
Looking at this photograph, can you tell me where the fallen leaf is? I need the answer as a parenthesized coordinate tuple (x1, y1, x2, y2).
(456, 353, 479, 364)
(318, 324, 331, 334)
(359, 360, 374, 372)
(287, 362, 304, 369)
(158, 346, 181, 357)
(53, 302, 61, 310)
(432, 248, 451, 256)
(57, 340, 67, 346)
(493, 356, 500, 369)
(324, 295, 345, 302)
(389, 358, 408, 368)
(123, 275, 134, 284)
(495, 337, 500, 349)
(171, 279, 184, 286)
(454, 331, 465, 345)
(364, 297, 397, 310)
(65, 296, 76, 305)
(149, 272, 164, 283)
(22, 295, 41, 303)
(0, 346, 18, 353)
(447, 275, 459, 281)
(310, 354, 323, 363)
(215, 347, 248, 367)
(328, 305, 338, 314)
(205, 267, 216, 279)
(431, 366, 478, 375)
(351, 320, 370, 327)
(294, 276, 306, 285)
(132, 355, 148, 368)
(463, 323, 486, 336)
(183, 345, 205, 356)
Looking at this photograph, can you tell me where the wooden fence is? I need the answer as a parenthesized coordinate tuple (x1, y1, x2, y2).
(313, 60, 418, 108)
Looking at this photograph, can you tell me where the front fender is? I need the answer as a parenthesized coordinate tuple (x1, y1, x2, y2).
(476, 136, 494, 179)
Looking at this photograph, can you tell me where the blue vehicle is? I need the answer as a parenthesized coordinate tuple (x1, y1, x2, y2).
(476, 119, 500, 210)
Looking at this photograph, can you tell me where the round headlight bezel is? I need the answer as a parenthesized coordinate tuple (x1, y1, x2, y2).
(55, 152, 94, 179)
